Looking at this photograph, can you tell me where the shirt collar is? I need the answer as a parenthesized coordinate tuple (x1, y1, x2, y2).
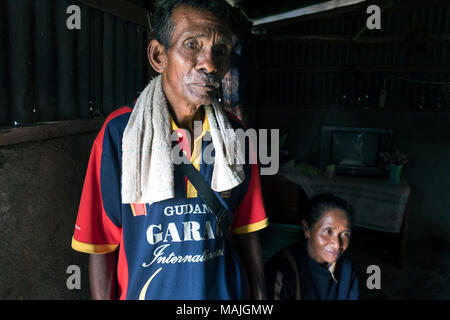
(170, 111, 210, 133)
(328, 262, 338, 283)
(303, 243, 339, 283)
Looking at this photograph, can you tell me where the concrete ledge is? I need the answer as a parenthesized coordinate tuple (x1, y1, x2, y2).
(0, 117, 105, 146)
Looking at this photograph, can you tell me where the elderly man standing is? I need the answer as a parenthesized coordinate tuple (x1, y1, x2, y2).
(71, 0, 268, 300)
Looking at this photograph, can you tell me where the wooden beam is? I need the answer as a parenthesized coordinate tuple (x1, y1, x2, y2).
(75, 0, 151, 28)
(251, 0, 380, 30)
(251, 0, 450, 31)
(0, 118, 105, 146)
(261, 33, 450, 44)
(261, 65, 450, 74)
(262, 34, 404, 44)
(256, 105, 450, 113)
(251, 0, 367, 27)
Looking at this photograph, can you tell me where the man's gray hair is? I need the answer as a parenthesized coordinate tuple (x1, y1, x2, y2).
(153, 0, 234, 49)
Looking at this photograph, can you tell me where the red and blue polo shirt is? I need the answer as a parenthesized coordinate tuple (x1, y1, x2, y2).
(71, 103, 268, 300)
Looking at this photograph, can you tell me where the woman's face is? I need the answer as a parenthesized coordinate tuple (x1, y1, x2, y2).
(302, 209, 352, 265)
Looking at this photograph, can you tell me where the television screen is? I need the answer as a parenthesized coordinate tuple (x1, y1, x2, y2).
(331, 131, 380, 167)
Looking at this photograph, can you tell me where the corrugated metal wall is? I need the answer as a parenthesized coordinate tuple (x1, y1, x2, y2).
(0, 0, 151, 128)
(251, 2, 450, 111)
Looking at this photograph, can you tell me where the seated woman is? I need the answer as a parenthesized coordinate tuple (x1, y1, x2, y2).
(265, 193, 358, 300)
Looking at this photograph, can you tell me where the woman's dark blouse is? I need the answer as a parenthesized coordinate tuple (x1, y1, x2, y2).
(265, 241, 359, 300)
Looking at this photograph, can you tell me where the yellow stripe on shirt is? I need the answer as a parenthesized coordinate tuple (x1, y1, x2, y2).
(170, 113, 210, 199)
(232, 218, 270, 235)
(71, 237, 118, 254)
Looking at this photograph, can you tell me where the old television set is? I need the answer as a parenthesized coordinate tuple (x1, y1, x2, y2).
(319, 126, 393, 177)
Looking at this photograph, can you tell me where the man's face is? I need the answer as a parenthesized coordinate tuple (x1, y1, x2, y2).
(161, 5, 232, 108)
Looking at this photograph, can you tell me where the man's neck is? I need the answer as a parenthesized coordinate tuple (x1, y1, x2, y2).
(169, 104, 205, 156)
(169, 103, 204, 133)
(162, 77, 206, 143)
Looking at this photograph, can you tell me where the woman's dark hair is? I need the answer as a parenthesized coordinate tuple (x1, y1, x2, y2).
(304, 193, 354, 228)
(153, 0, 234, 49)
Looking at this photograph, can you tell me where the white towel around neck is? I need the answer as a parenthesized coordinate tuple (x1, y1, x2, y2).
(121, 75, 245, 205)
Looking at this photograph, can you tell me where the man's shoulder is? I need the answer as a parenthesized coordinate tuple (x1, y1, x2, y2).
(104, 103, 135, 130)
(94, 103, 135, 147)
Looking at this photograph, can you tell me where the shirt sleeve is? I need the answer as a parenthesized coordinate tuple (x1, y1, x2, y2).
(71, 137, 122, 254)
(231, 162, 269, 235)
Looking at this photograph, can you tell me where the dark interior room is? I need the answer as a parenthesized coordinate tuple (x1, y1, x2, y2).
(0, 0, 449, 301)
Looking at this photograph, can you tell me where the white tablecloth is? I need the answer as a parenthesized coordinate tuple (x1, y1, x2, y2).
(279, 166, 410, 233)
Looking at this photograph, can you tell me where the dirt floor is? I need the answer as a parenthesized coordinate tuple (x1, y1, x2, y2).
(346, 228, 450, 300)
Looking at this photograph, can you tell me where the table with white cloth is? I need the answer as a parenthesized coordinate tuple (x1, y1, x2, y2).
(278, 165, 412, 266)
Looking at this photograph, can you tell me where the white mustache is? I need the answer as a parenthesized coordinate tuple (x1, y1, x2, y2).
(187, 74, 221, 89)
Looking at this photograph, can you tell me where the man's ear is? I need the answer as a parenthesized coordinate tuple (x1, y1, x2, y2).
(147, 39, 167, 74)
(301, 220, 310, 239)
